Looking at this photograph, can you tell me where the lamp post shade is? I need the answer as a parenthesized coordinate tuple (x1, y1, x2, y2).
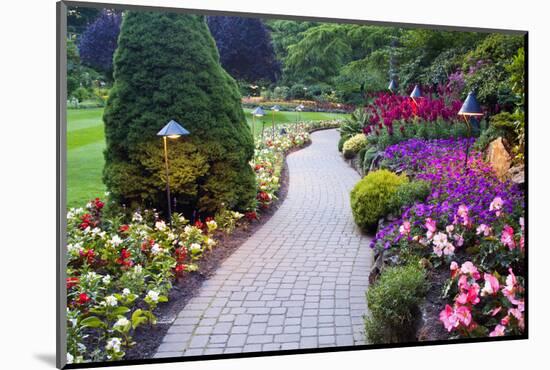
(410, 85, 422, 100)
(252, 107, 265, 117)
(388, 79, 398, 92)
(271, 105, 281, 112)
(157, 120, 190, 137)
(459, 92, 484, 116)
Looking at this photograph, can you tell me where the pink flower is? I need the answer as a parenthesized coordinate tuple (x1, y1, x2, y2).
(425, 217, 436, 238)
(508, 308, 524, 329)
(456, 305, 472, 326)
(481, 273, 500, 296)
(450, 261, 459, 278)
(489, 324, 506, 337)
(399, 221, 411, 236)
(443, 242, 455, 256)
(490, 307, 502, 316)
(458, 274, 470, 291)
(433, 244, 443, 257)
(446, 225, 454, 233)
(489, 196, 504, 217)
(501, 225, 516, 250)
(453, 234, 464, 247)
(502, 268, 523, 306)
(439, 304, 460, 332)
(476, 224, 492, 237)
(457, 284, 480, 305)
(460, 261, 481, 280)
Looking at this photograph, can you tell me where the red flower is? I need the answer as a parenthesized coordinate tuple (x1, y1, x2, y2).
(118, 224, 130, 233)
(66, 277, 79, 289)
(175, 264, 187, 275)
(76, 293, 91, 306)
(245, 211, 258, 221)
(93, 198, 104, 210)
(79, 249, 95, 264)
(116, 249, 133, 269)
(194, 220, 204, 229)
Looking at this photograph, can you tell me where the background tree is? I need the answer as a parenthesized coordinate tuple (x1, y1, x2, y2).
(103, 11, 256, 215)
(207, 16, 280, 83)
(78, 9, 122, 78)
(67, 6, 101, 35)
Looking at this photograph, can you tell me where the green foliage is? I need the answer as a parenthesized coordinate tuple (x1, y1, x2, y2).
(343, 133, 368, 159)
(350, 169, 408, 230)
(337, 135, 347, 153)
(365, 263, 427, 343)
(284, 24, 352, 84)
(389, 180, 431, 215)
(103, 12, 256, 215)
(339, 108, 368, 141)
(463, 34, 524, 107)
(362, 146, 379, 172)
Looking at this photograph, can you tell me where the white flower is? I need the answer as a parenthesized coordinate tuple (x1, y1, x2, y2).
(133, 265, 143, 274)
(102, 275, 111, 285)
(433, 232, 448, 247)
(206, 238, 216, 247)
(85, 272, 99, 281)
(91, 227, 101, 235)
(132, 212, 143, 222)
(147, 290, 159, 303)
(155, 221, 167, 231)
(190, 243, 202, 252)
(67, 242, 83, 255)
(122, 288, 131, 296)
(105, 337, 122, 352)
(206, 220, 217, 229)
(184, 225, 193, 234)
(67, 353, 74, 364)
(110, 235, 123, 246)
(151, 243, 163, 255)
(445, 225, 454, 233)
(105, 295, 118, 307)
(114, 317, 129, 328)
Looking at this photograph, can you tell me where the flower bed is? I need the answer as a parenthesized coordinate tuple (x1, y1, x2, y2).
(368, 137, 525, 340)
(65, 119, 341, 364)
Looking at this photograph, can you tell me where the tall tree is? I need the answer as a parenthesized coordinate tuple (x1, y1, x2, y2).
(103, 12, 256, 214)
(78, 9, 122, 77)
(207, 16, 280, 83)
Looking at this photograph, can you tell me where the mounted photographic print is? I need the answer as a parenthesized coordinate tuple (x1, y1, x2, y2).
(56, 1, 527, 368)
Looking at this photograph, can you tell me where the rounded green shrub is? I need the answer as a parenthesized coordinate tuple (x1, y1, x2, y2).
(342, 133, 368, 159)
(103, 12, 256, 215)
(389, 180, 431, 215)
(364, 263, 427, 343)
(350, 169, 408, 230)
(337, 135, 347, 152)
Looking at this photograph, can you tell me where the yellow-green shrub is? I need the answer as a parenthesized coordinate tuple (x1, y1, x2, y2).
(350, 169, 408, 230)
(343, 133, 368, 159)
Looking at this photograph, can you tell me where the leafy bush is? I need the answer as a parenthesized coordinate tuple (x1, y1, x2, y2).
(389, 180, 431, 215)
(364, 263, 427, 343)
(362, 146, 379, 173)
(343, 133, 368, 159)
(339, 108, 368, 141)
(73, 87, 90, 102)
(103, 12, 256, 215)
(338, 135, 347, 152)
(350, 169, 408, 230)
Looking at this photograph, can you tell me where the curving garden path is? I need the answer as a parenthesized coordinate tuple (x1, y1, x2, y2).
(154, 129, 373, 358)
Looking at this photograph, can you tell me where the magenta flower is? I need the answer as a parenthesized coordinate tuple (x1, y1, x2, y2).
(501, 225, 516, 250)
(489, 324, 506, 337)
(481, 273, 500, 296)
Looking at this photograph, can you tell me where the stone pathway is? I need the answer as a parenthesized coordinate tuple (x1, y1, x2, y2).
(155, 129, 373, 358)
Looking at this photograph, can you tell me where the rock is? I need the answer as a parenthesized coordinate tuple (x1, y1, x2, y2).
(509, 164, 525, 187)
(486, 137, 512, 180)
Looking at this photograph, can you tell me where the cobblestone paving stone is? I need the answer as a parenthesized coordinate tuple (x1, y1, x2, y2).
(155, 129, 373, 358)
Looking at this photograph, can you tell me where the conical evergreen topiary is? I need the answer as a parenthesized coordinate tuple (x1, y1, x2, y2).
(103, 11, 256, 214)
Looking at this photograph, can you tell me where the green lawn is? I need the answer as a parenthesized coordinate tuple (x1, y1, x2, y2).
(67, 107, 348, 208)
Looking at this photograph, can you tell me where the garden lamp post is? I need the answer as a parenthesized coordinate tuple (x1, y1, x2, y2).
(410, 84, 422, 106)
(388, 79, 398, 93)
(458, 91, 483, 169)
(251, 107, 265, 138)
(296, 104, 304, 127)
(271, 105, 281, 140)
(157, 120, 190, 225)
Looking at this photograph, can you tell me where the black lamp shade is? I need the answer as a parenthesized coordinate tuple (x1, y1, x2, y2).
(410, 85, 422, 99)
(157, 120, 190, 136)
(388, 79, 398, 92)
(252, 107, 265, 116)
(459, 92, 483, 116)
(271, 105, 281, 112)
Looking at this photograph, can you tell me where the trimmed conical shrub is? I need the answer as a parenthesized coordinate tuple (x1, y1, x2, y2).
(103, 11, 256, 214)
